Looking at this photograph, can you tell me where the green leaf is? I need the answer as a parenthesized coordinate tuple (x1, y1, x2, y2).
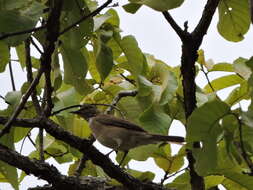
(117, 35, 145, 77)
(221, 171, 253, 189)
(128, 144, 159, 161)
(0, 41, 9, 72)
(123, 3, 142, 14)
(95, 41, 113, 81)
(0, 10, 36, 46)
(127, 169, 155, 181)
(71, 117, 91, 138)
(205, 175, 225, 189)
(129, 0, 184, 11)
(233, 57, 252, 80)
(106, 9, 120, 27)
(5, 91, 22, 108)
(15, 43, 26, 68)
(153, 145, 184, 173)
(0, 127, 18, 190)
(93, 13, 112, 31)
(204, 74, 244, 93)
(209, 62, 234, 72)
(139, 103, 171, 134)
(166, 171, 190, 190)
(187, 99, 230, 142)
(193, 136, 218, 176)
(217, 0, 250, 42)
(225, 81, 249, 105)
(60, 45, 92, 95)
(117, 96, 142, 124)
(150, 63, 178, 105)
(61, 0, 93, 49)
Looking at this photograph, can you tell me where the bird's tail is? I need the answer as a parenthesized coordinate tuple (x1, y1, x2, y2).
(149, 134, 185, 144)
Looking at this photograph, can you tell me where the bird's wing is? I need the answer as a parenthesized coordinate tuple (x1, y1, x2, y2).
(94, 114, 146, 132)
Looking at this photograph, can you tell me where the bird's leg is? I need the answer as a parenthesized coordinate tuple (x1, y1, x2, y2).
(119, 150, 128, 167)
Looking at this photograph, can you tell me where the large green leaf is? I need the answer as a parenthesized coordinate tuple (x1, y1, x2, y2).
(116, 35, 146, 77)
(61, 0, 93, 49)
(209, 62, 234, 72)
(0, 41, 9, 72)
(153, 145, 184, 174)
(0, 7, 41, 46)
(60, 45, 92, 95)
(139, 103, 171, 134)
(95, 40, 113, 81)
(204, 74, 244, 93)
(225, 81, 249, 105)
(217, 0, 250, 42)
(123, 3, 142, 14)
(129, 0, 184, 11)
(187, 99, 230, 142)
(149, 62, 178, 105)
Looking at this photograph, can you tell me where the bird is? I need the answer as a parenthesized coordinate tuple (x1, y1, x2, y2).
(71, 104, 185, 165)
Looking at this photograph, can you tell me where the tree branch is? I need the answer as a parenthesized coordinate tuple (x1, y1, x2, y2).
(0, 143, 105, 190)
(162, 11, 189, 42)
(0, 116, 169, 190)
(0, 67, 44, 137)
(0, 25, 45, 41)
(42, 0, 63, 116)
(192, 0, 220, 43)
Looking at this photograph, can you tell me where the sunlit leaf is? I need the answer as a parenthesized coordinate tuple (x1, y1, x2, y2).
(60, 44, 92, 95)
(204, 74, 244, 93)
(129, 0, 184, 11)
(218, 0, 250, 42)
(116, 35, 146, 77)
(0, 41, 9, 72)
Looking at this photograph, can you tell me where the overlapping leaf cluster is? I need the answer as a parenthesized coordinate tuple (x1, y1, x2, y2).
(0, 0, 252, 189)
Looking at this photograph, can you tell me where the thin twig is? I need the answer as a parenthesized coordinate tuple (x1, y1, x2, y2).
(106, 90, 138, 114)
(160, 167, 187, 184)
(8, 61, 16, 91)
(0, 25, 45, 41)
(74, 155, 89, 177)
(25, 39, 42, 114)
(120, 73, 136, 86)
(0, 67, 44, 137)
(233, 113, 253, 174)
(30, 37, 43, 54)
(200, 64, 215, 92)
(59, 0, 112, 35)
(20, 128, 33, 154)
(0, 95, 11, 105)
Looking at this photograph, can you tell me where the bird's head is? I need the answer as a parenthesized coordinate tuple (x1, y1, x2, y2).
(71, 104, 99, 120)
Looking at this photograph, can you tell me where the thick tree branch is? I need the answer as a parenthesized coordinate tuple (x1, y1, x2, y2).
(0, 116, 169, 190)
(162, 1, 221, 190)
(0, 143, 105, 190)
(42, 0, 62, 116)
(192, 0, 221, 43)
(162, 11, 189, 42)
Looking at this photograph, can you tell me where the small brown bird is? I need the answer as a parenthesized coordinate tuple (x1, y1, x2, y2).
(71, 104, 185, 152)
